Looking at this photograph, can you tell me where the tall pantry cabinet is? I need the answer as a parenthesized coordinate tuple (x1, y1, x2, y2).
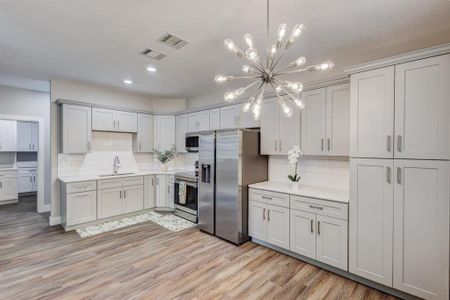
(349, 54, 450, 300)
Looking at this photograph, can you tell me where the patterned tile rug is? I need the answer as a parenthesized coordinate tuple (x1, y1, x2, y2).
(76, 211, 197, 238)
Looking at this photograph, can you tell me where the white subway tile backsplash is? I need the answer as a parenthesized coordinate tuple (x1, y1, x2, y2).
(268, 156, 349, 190)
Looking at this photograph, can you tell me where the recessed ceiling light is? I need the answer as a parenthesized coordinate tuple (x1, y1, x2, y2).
(146, 66, 157, 72)
(123, 79, 133, 85)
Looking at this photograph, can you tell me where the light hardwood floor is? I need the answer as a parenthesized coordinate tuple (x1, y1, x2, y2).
(0, 197, 398, 300)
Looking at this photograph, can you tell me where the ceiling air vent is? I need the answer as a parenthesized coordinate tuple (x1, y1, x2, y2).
(157, 33, 188, 49)
(139, 48, 167, 60)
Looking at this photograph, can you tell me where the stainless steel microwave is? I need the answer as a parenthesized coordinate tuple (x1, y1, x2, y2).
(185, 133, 199, 152)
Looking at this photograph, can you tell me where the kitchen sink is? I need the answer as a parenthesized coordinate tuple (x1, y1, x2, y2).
(98, 172, 136, 177)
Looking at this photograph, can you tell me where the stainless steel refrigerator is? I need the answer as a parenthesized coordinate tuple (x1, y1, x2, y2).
(198, 129, 268, 244)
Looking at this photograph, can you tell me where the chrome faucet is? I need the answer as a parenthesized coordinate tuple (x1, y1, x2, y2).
(113, 156, 121, 175)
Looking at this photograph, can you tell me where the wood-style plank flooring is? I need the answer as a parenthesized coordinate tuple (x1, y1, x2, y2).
(0, 197, 398, 300)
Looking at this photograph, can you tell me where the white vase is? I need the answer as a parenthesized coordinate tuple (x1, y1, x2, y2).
(291, 181, 300, 190)
(160, 163, 168, 172)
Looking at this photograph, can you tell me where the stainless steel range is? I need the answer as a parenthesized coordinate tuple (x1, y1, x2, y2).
(174, 171, 198, 223)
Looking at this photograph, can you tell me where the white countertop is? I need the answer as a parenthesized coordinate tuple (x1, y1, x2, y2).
(248, 181, 349, 203)
(0, 167, 18, 171)
(58, 169, 190, 183)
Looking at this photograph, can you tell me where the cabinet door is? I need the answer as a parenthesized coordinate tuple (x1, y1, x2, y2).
(0, 120, 17, 151)
(187, 112, 199, 133)
(220, 105, 240, 129)
(62, 104, 92, 154)
(97, 187, 123, 219)
(395, 54, 450, 159)
(248, 201, 267, 241)
(17, 121, 32, 151)
(31, 122, 38, 151)
(116, 111, 137, 133)
(18, 173, 33, 193)
(239, 104, 259, 129)
(155, 116, 175, 151)
(0, 178, 17, 201)
(350, 67, 394, 158)
(316, 215, 348, 271)
(136, 113, 154, 152)
(155, 175, 167, 207)
(290, 209, 316, 259)
(393, 160, 449, 300)
(301, 88, 326, 155)
(279, 103, 300, 155)
(197, 110, 210, 131)
(123, 185, 144, 213)
(167, 175, 174, 209)
(144, 175, 156, 209)
(209, 108, 221, 130)
(326, 84, 350, 156)
(66, 191, 97, 226)
(176, 114, 188, 153)
(349, 159, 393, 286)
(266, 204, 290, 250)
(260, 99, 279, 155)
(92, 108, 116, 131)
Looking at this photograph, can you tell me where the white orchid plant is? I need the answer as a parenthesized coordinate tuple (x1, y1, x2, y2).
(287, 145, 303, 182)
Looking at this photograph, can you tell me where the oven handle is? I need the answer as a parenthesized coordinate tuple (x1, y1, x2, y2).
(175, 179, 198, 188)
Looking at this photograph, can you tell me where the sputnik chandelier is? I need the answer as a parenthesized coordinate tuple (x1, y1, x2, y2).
(214, 0, 334, 120)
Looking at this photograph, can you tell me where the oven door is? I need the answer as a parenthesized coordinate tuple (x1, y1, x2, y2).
(174, 179, 198, 214)
(185, 135, 199, 152)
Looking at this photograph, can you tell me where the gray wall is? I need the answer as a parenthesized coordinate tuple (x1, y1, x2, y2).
(0, 85, 51, 205)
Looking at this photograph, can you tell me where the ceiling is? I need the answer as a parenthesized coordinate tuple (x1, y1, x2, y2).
(1, 0, 449, 100)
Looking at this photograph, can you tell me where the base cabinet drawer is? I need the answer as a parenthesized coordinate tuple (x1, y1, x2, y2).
(290, 195, 348, 220)
(98, 187, 123, 219)
(66, 191, 97, 226)
(249, 188, 289, 208)
(123, 176, 144, 187)
(66, 180, 96, 194)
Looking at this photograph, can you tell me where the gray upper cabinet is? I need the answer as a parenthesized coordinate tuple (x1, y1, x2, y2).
(187, 110, 209, 133)
(133, 113, 154, 152)
(209, 108, 221, 130)
(92, 107, 137, 133)
(61, 104, 92, 153)
(0, 120, 17, 152)
(176, 114, 188, 153)
(17, 121, 38, 151)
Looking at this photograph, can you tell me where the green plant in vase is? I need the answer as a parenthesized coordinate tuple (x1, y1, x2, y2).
(154, 145, 176, 172)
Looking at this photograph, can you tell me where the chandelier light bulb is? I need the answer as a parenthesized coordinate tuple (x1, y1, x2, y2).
(215, 74, 232, 83)
(242, 64, 257, 74)
(316, 60, 334, 71)
(224, 39, 243, 58)
(275, 85, 282, 93)
(245, 47, 259, 62)
(292, 24, 305, 38)
(277, 23, 287, 41)
(294, 98, 306, 109)
(283, 81, 303, 93)
(281, 102, 293, 118)
(243, 34, 254, 49)
(289, 56, 306, 68)
(252, 103, 261, 121)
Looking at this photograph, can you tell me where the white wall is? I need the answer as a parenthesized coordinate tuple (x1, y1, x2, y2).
(50, 79, 186, 223)
(0, 85, 51, 205)
(186, 90, 225, 110)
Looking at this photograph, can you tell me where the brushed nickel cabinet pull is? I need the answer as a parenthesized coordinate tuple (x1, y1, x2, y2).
(321, 139, 324, 151)
(397, 167, 402, 184)
(327, 138, 331, 151)
(114, 120, 116, 129)
(279, 140, 282, 151)
(275, 140, 278, 151)
(397, 135, 402, 152)
(0, 182, 2, 188)
(151, 178, 154, 186)
(262, 196, 272, 200)
(309, 205, 323, 210)
(267, 209, 270, 221)
(30, 177, 32, 183)
(310, 219, 314, 233)
(263, 208, 266, 220)
(317, 221, 321, 235)
(387, 135, 391, 152)
(387, 167, 391, 183)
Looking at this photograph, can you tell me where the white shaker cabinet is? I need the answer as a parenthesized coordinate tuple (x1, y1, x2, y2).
(134, 113, 154, 153)
(188, 110, 210, 132)
(154, 115, 175, 151)
(301, 88, 327, 155)
(144, 175, 156, 209)
(209, 108, 221, 130)
(97, 187, 123, 219)
(0, 120, 17, 151)
(167, 175, 175, 209)
(17, 121, 38, 151)
(394, 54, 450, 160)
(220, 104, 259, 129)
(66, 191, 97, 226)
(155, 174, 168, 208)
(92, 108, 137, 133)
(249, 200, 267, 241)
(349, 159, 394, 286)
(0, 171, 18, 202)
(260, 99, 300, 155)
(123, 184, 144, 213)
(290, 209, 316, 259)
(61, 104, 92, 153)
(175, 114, 188, 153)
(393, 160, 449, 300)
(316, 215, 348, 270)
(18, 168, 37, 193)
(350, 67, 395, 158)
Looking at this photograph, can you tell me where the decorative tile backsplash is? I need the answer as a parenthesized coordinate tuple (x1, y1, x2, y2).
(268, 156, 349, 190)
(58, 132, 197, 177)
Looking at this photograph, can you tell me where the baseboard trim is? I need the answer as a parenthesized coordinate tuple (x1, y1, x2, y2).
(49, 216, 61, 226)
(251, 238, 420, 300)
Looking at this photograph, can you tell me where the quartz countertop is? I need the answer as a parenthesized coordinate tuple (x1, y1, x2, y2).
(248, 181, 349, 203)
(58, 169, 191, 184)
